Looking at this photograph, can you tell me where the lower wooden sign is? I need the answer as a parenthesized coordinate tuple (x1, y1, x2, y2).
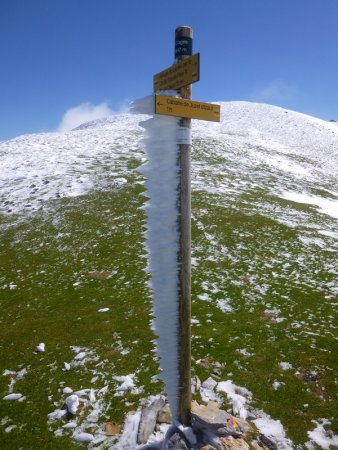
(155, 95, 220, 122)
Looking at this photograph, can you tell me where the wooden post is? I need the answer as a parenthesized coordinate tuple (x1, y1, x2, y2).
(175, 25, 192, 426)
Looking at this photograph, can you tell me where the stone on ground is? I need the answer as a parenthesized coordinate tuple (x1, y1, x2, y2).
(105, 421, 121, 436)
(218, 437, 250, 450)
(191, 400, 243, 437)
(137, 396, 166, 444)
(157, 403, 172, 424)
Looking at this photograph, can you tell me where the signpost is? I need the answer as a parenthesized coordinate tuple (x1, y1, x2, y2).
(152, 26, 220, 427)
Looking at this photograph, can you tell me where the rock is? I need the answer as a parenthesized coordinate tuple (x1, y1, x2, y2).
(179, 426, 198, 446)
(87, 271, 112, 280)
(105, 421, 121, 436)
(200, 446, 217, 450)
(302, 371, 319, 382)
(202, 377, 218, 391)
(236, 418, 254, 436)
(167, 432, 192, 450)
(258, 434, 278, 450)
(252, 443, 270, 450)
(191, 375, 201, 394)
(245, 411, 257, 421)
(139, 446, 160, 450)
(218, 437, 249, 450)
(213, 368, 222, 379)
(198, 358, 214, 369)
(157, 403, 172, 424)
(191, 401, 242, 437)
(137, 397, 166, 444)
(251, 441, 269, 450)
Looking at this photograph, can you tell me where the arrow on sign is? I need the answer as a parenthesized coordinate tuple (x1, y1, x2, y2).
(155, 95, 220, 122)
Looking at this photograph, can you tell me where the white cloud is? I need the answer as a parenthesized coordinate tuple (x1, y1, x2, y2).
(250, 80, 298, 103)
(57, 102, 113, 132)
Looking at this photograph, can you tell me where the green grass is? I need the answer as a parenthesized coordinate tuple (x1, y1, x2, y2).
(1, 149, 337, 448)
(191, 191, 338, 445)
(0, 185, 161, 448)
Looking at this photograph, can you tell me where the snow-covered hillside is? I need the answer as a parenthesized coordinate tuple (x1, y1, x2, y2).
(1, 102, 337, 222)
(0, 114, 144, 219)
(197, 102, 338, 177)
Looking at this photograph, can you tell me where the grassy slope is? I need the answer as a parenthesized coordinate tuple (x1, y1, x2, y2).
(0, 182, 161, 448)
(0, 137, 337, 448)
(191, 192, 337, 445)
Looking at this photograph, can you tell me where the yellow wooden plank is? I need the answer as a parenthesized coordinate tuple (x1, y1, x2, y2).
(153, 53, 200, 91)
(155, 95, 220, 122)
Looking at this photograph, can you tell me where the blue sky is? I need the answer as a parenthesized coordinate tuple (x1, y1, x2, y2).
(1, 0, 338, 140)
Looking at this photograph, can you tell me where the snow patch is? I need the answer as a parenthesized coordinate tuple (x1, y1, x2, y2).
(35, 343, 45, 352)
(254, 417, 293, 450)
(113, 374, 141, 396)
(3, 393, 22, 401)
(65, 394, 79, 415)
(279, 362, 293, 371)
(109, 410, 141, 450)
(216, 298, 233, 313)
(73, 431, 94, 443)
(280, 191, 338, 220)
(62, 387, 73, 394)
(272, 381, 284, 390)
(217, 380, 252, 419)
(306, 419, 338, 449)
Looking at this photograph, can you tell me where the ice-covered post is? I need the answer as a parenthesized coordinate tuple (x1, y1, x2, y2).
(175, 25, 192, 426)
(136, 25, 219, 428)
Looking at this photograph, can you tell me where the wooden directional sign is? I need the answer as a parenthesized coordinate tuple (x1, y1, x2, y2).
(155, 95, 220, 122)
(153, 53, 200, 91)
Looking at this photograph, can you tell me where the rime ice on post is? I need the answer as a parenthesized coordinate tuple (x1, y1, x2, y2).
(132, 25, 220, 427)
(138, 113, 181, 421)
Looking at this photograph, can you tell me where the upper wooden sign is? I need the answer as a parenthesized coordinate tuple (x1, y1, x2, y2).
(153, 53, 200, 91)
